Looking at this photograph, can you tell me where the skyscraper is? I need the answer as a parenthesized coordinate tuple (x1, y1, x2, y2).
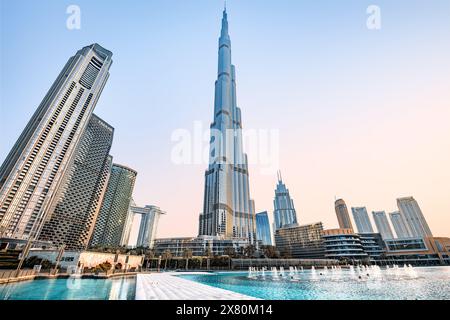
(397, 197, 433, 238)
(136, 205, 165, 248)
(198, 9, 256, 243)
(351, 207, 374, 233)
(38, 115, 114, 250)
(90, 164, 137, 247)
(372, 211, 394, 239)
(0, 44, 112, 241)
(389, 210, 411, 238)
(255, 211, 272, 246)
(273, 172, 298, 230)
(334, 199, 353, 230)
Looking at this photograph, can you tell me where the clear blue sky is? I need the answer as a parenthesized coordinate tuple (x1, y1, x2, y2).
(1, 0, 450, 238)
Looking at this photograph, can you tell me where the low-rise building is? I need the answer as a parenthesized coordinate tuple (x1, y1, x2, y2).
(358, 233, 385, 261)
(274, 223, 325, 259)
(322, 229, 368, 262)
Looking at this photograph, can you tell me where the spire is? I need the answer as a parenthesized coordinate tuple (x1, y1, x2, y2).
(277, 170, 283, 183)
(221, 4, 229, 38)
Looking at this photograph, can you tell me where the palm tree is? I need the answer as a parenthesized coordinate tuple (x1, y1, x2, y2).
(183, 248, 193, 271)
(261, 245, 278, 259)
(244, 245, 256, 258)
(224, 247, 236, 258)
(162, 250, 172, 270)
(145, 248, 156, 270)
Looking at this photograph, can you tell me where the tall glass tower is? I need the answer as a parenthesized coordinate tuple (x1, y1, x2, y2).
(372, 211, 394, 239)
(351, 207, 374, 234)
(198, 9, 256, 243)
(334, 199, 353, 231)
(397, 197, 433, 238)
(0, 44, 112, 241)
(37, 115, 114, 250)
(136, 205, 165, 248)
(273, 172, 298, 230)
(255, 211, 272, 246)
(389, 210, 412, 238)
(90, 164, 137, 247)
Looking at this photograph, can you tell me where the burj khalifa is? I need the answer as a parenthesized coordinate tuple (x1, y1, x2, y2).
(198, 9, 256, 244)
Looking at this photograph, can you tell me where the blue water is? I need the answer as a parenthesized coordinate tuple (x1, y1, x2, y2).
(0, 276, 136, 300)
(179, 266, 450, 300)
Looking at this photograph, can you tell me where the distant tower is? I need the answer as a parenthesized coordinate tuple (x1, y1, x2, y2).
(0, 44, 113, 241)
(255, 211, 272, 246)
(90, 164, 137, 247)
(136, 205, 165, 248)
(389, 211, 411, 238)
(198, 8, 256, 243)
(372, 211, 394, 239)
(273, 171, 298, 230)
(38, 115, 114, 250)
(334, 199, 353, 231)
(397, 197, 433, 238)
(351, 207, 374, 233)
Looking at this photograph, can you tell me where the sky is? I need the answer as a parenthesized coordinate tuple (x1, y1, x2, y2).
(1, 0, 449, 239)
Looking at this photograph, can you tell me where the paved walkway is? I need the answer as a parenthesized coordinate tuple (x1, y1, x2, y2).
(135, 273, 257, 300)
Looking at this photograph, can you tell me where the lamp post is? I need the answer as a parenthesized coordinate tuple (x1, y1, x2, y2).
(157, 255, 162, 272)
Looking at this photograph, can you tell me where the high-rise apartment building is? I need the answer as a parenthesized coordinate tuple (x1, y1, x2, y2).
(255, 211, 272, 246)
(397, 197, 433, 238)
(274, 223, 325, 259)
(198, 9, 256, 243)
(334, 199, 353, 230)
(389, 211, 411, 238)
(90, 164, 137, 247)
(351, 207, 374, 233)
(273, 172, 298, 230)
(372, 211, 394, 239)
(0, 44, 112, 241)
(38, 115, 114, 250)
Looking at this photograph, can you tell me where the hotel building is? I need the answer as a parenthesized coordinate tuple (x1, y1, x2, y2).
(334, 199, 353, 231)
(351, 207, 374, 233)
(372, 211, 394, 240)
(322, 229, 368, 262)
(389, 211, 411, 238)
(397, 197, 433, 238)
(273, 172, 298, 231)
(135, 205, 165, 248)
(255, 211, 272, 246)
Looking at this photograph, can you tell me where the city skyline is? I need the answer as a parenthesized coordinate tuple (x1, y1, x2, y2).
(1, 1, 450, 238)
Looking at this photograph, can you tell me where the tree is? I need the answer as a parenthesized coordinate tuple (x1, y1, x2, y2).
(261, 245, 279, 259)
(162, 250, 172, 270)
(183, 248, 193, 270)
(244, 245, 256, 258)
(223, 247, 236, 258)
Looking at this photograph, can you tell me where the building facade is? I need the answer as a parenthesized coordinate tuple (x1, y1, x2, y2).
(153, 236, 250, 257)
(372, 211, 394, 239)
(198, 9, 256, 243)
(273, 172, 298, 231)
(389, 211, 411, 238)
(274, 223, 325, 259)
(397, 197, 433, 238)
(334, 199, 353, 231)
(322, 229, 368, 262)
(90, 164, 137, 247)
(136, 205, 165, 248)
(0, 44, 113, 241)
(357, 232, 385, 261)
(351, 207, 374, 233)
(255, 211, 272, 246)
(38, 115, 114, 250)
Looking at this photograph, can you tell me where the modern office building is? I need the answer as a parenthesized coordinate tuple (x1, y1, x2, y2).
(255, 211, 272, 246)
(0, 44, 113, 241)
(383, 237, 450, 266)
(357, 232, 385, 261)
(389, 211, 412, 238)
(274, 223, 325, 259)
(322, 229, 368, 262)
(90, 164, 137, 247)
(397, 197, 433, 238)
(120, 198, 137, 247)
(273, 172, 298, 230)
(334, 199, 353, 231)
(153, 236, 250, 257)
(136, 205, 165, 248)
(198, 9, 256, 243)
(372, 211, 394, 239)
(351, 207, 374, 233)
(38, 115, 114, 250)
